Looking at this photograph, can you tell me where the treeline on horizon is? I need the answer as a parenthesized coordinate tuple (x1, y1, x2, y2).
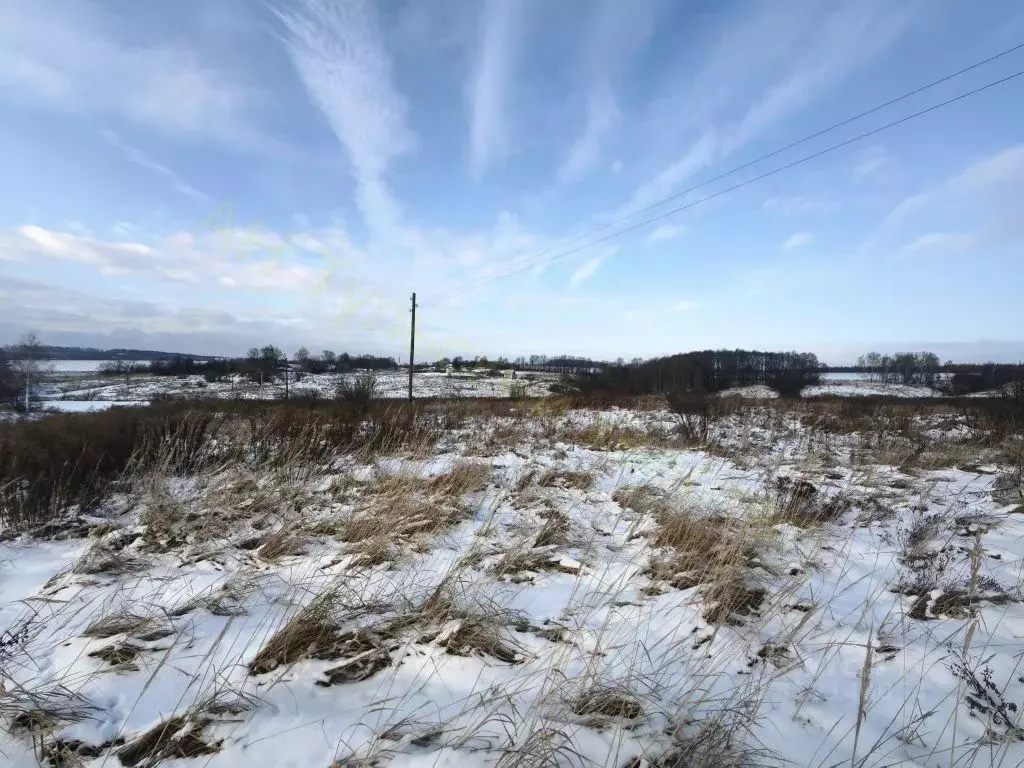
(565, 350, 824, 398)
(6, 335, 1023, 398)
(0, 344, 191, 361)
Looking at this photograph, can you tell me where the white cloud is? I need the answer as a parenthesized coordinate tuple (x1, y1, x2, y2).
(672, 300, 699, 312)
(646, 224, 685, 243)
(764, 196, 830, 216)
(723, 4, 914, 156)
(277, 0, 414, 236)
(568, 257, 604, 289)
(622, 1, 914, 222)
(885, 192, 930, 222)
(853, 151, 888, 178)
(618, 130, 718, 217)
(782, 232, 814, 250)
(468, 0, 520, 178)
(901, 232, 975, 255)
(10, 225, 322, 291)
(0, 0, 260, 145)
(558, 80, 619, 183)
(948, 145, 1024, 194)
(566, 246, 617, 289)
(886, 145, 1024, 224)
(100, 129, 209, 202)
(558, 0, 658, 183)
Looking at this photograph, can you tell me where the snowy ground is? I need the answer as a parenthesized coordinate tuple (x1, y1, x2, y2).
(38, 369, 558, 404)
(28, 368, 1008, 409)
(2, 400, 1023, 767)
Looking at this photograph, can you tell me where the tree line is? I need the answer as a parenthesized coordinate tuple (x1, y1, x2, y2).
(105, 347, 401, 382)
(854, 351, 1024, 393)
(567, 349, 823, 397)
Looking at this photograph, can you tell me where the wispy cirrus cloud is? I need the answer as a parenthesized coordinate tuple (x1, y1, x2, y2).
(558, 0, 660, 183)
(567, 246, 617, 289)
(646, 224, 685, 243)
(901, 232, 975, 255)
(467, 0, 521, 179)
(853, 146, 889, 178)
(782, 232, 814, 250)
(622, 0, 916, 221)
(886, 145, 1024, 222)
(276, 0, 414, 236)
(0, 0, 262, 146)
(764, 196, 832, 216)
(558, 80, 619, 183)
(99, 129, 209, 203)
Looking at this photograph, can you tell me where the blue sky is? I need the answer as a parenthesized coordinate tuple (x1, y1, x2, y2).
(1, 0, 1023, 363)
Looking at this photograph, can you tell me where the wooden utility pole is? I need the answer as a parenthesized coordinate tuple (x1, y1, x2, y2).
(408, 292, 417, 401)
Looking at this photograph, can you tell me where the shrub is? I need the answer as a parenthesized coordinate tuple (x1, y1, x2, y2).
(335, 372, 378, 407)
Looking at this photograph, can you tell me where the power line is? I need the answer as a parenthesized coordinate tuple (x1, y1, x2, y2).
(427, 44, 1024, 305)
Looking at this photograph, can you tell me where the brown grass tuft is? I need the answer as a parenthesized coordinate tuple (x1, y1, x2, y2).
(571, 688, 645, 721)
(116, 693, 255, 767)
(88, 641, 144, 668)
(73, 542, 149, 576)
(257, 528, 307, 560)
(248, 593, 343, 675)
(82, 612, 158, 639)
(537, 469, 594, 490)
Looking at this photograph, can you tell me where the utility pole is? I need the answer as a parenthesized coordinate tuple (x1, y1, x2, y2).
(408, 292, 417, 401)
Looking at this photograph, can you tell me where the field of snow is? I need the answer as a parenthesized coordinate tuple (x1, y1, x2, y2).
(38, 369, 558, 404)
(40, 400, 150, 413)
(48, 360, 148, 374)
(2, 398, 1023, 767)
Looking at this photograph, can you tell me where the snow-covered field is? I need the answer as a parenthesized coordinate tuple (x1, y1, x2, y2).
(40, 400, 151, 413)
(48, 360, 150, 374)
(38, 369, 557, 404)
(2, 399, 1023, 767)
(27, 367, 1006, 408)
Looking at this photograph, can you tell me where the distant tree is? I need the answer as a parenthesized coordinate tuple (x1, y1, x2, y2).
(100, 359, 138, 386)
(321, 350, 336, 367)
(9, 332, 53, 411)
(260, 345, 285, 376)
(0, 357, 17, 408)
(295, 346, 312, 372)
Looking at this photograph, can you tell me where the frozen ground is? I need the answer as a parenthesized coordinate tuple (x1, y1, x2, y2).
(38, 369, 558, 404)
(29, 367, 1006, 408)
(2, 400, 1023, 767)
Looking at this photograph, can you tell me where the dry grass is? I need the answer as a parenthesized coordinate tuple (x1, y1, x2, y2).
(73, 542, 149, 576)
(534, 509, 571, 548)
(116, 691, 256, 767)
(614, 484, 671, 519)
(82, 612, 159, 640)
(88, 640, 145, 669)
(171, 571, 264, 618)
(769, 477, 850, 528)
(491, 546, 581, 581)
(570, 687, 645, 722)
(557, 422, 687, 452)
(338, 462, 490, 545)
(411, 585, 528, 664)
(257, 527, 307, 560)
(248, 591, 346, 675)
(537, 469, 594, 491)
(643, 498, 773, 625)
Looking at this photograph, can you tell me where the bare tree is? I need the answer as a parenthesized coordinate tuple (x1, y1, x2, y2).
(9, 332, 53, 411)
